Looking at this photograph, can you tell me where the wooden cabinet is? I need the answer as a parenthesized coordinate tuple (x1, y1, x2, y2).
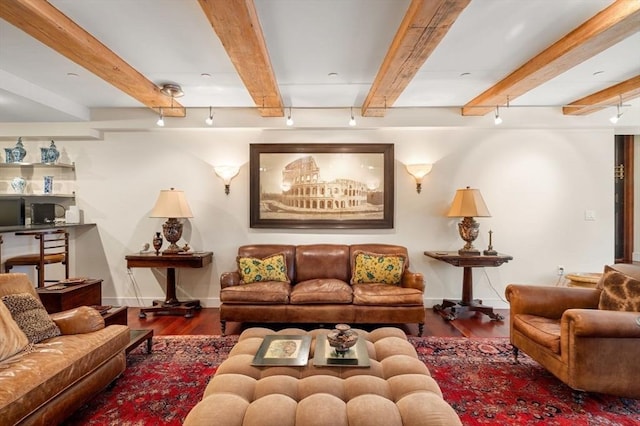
(36, 279, 102, 313)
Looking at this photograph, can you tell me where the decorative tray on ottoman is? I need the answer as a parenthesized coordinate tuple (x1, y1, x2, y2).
(313, 335, 370, 367)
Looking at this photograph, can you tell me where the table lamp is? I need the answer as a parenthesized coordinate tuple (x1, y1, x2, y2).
(150, 188, 193, 254)
(447, 186, 491, 255)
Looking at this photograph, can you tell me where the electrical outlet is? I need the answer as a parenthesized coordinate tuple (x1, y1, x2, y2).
(557, 265, 565, 276)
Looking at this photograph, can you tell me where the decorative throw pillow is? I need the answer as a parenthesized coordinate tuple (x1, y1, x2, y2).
(237, 253, 290, 284)
(1, 293, 61, 343)
(351, 251, 406, 285)
(0, 301, 29, 362)
(598, 270, 640, 312)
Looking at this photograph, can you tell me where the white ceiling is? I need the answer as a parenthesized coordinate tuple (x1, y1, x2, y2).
(0, 0, 638, 124)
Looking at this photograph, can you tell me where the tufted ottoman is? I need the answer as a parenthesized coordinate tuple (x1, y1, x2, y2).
(184, 327, 461, 426)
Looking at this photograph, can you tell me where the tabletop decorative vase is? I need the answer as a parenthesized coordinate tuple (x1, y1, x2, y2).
(11, 177, 27, 194)
(326, 324, 358, 356)
(11, 137, 26, 163)
(41, 140, 60, 164)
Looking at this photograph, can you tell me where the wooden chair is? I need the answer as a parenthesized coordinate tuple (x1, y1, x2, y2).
(4, 229, 69, 288)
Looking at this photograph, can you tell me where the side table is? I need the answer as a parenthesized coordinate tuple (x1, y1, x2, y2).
(424, 251, 513, 321)
(36, 279, 102, 313)
(125, 251, 213, 318)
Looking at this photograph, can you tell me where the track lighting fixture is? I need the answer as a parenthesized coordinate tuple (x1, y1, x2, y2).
(610, 99, 623, 124)
(205, 106, 214, 126)
(156, 108, 165, 127)
(349, 107, 356, 126)
(286, 107, 294, 126)
(494, 106, 502, 125)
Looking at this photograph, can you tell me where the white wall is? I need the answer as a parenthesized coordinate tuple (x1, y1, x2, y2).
(0, 110, 616, 309)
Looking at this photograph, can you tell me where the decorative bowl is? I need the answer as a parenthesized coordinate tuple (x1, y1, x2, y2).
(326, 324, 358, 355)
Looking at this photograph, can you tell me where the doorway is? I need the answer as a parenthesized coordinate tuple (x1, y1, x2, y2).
(614, 135, 634, 263)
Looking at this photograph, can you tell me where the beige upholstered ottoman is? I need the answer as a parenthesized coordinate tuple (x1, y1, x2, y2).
(184, 327, 461, 426)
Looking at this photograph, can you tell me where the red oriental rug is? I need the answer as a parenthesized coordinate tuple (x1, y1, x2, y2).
(65, 335, 639, 426)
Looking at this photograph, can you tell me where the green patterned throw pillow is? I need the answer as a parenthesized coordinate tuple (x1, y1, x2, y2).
(237, 253, 290, 284)
(351, 251, 406, 285)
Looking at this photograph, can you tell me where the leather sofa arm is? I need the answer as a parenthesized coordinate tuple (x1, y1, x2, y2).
(220, 271, 241, 289)
(51, 306, 105, 335)
(563, 308, 640, 338)
(402, 271, 424, 292)
(505, 284, 600, 319)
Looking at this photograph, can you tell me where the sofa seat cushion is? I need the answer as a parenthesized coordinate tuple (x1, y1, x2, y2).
(290, 279, 353, 304)
(0, 324, 129, 423)
(513, 314, 561, 354)
(221, 282, 291, 304)
(352, 284, 423, 306)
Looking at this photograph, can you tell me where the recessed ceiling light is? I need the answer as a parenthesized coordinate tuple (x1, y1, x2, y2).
(328, 72, 338, 78)
(201, 73, 212, 78)
(592, 70, 604, 76)
(459, 72, 471, 77)
(66, 72, 78, 78)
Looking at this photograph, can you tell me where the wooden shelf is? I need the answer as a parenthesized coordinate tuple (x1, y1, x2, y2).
(0, 162, 75, 170)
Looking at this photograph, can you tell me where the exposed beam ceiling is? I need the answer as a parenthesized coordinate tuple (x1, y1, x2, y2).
(361, 0, 470, 117)
(198, 0, 284, 117)
(0, 0, 186, 117)
(461, 0, 640, 116)
(563, 74, 640, 115)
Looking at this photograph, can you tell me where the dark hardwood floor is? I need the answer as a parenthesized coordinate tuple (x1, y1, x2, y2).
(126, 307, 510, 338)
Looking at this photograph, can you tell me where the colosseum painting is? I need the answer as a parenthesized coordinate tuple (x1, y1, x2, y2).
(250, 144, 394, 229)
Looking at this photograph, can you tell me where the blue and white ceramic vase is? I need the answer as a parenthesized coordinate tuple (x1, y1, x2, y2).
(4, 148, 13, 163)
(40, 140, 60, 164)
(43, 175, 54, 194)
(11, 137, 26, 163)
(11, 177, 26, 194)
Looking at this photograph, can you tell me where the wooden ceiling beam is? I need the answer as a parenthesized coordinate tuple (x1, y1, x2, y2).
(198, 0, 284, 117)
(361, 0, 470, 117)
(0, 0, 185, 117)
(462, 0, 640, 116)
(563, 74, 640, 115)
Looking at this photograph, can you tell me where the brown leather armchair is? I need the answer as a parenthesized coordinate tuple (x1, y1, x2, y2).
(505, 263, 640, 398)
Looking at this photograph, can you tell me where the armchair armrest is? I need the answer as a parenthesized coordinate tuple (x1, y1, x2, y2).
(220, 271, 241, 289)
(563, 309, 640, 338)
(402, 270, 424, 292)
(505, 284, 600, 319)
(51, 306, 105, 335)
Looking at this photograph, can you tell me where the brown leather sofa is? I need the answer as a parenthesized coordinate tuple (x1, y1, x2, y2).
(505, 263, 640, 398)
(0, 273, 130, 425)
(220, 244, 425, 335)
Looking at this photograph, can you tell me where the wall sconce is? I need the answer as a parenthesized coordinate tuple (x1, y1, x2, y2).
(405, 163, 433, 193)
(214, 165, 240, 195)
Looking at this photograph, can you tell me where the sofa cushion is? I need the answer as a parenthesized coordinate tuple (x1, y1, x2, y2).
(237, 253, 290, 284)
(598, 270, 640, 312)
(351, 251, 406, 285)
(512, 314, 561, 354)
(352, 284, 423, 306)
(0, 301, 29, 362)
(221, 282, 291, 304)
(1, 293, 61, 343)
(290, 279, 353, 304)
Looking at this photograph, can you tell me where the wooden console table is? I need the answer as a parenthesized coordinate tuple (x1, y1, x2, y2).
(125, 251, 213, 318)
(37, 279, 102, 313)
(424, 251, 513, 321)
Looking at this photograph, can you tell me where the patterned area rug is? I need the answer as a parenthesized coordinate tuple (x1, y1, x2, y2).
(65, 335, 640, 425)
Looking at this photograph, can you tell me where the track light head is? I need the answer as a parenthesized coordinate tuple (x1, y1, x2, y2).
(205, 106, 214, 125)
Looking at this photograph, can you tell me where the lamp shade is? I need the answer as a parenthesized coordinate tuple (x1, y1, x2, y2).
(149, 188, 193, 218)
(447, 187, 491, 217)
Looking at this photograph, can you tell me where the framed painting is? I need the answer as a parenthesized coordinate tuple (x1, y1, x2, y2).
(251, 335, 312, 366)
(250, 143, 394, 229)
